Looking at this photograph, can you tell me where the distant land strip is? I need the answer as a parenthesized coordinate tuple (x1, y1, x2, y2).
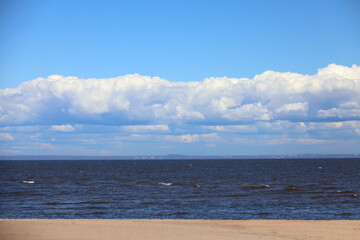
(0, 154, 359, 160)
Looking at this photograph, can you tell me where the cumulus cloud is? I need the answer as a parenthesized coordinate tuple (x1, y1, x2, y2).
(308, 121, 360, 130)
(307, 121, 360, 137)
(275, 102, 308, 116)
(51, 124, 75, 132)
(317, 102, 360, 118)
(0, 64, 359, 128)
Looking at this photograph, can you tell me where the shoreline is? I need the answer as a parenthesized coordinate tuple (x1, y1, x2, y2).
(1, 219, 359, 240)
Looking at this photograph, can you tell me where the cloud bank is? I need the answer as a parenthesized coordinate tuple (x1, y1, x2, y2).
(1, 64, 359, 126)
(1, 64, 360, 155)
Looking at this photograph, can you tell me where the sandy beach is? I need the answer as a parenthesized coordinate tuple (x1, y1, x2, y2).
(0, 219, 359, 240)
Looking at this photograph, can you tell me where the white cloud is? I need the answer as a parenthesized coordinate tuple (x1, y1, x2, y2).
(257, 120, 308, 133)
(51, 124, 75, 132)
(0, 64, 359, 128)
(276, 102, 308, 116)
(0, 133, 14, 140)
(165, 134, 199, 143)
(121, 124, 169, 132)
(318, 102, 360, 118)
(308, 121, 358, 130)
(223, 102, 272, 121)
(164, 133, 219, 143)
(203, 125, 257, 133)
(307, 121, 360, 136)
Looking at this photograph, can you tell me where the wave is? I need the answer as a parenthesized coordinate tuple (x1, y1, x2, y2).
(335, 190, 357, 198)
(157, 182, 173, 186)
(336, 190, 355, 194)
(22, 180, 35, 184)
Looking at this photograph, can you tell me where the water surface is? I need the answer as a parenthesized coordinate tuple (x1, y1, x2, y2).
(1, 159, 359, 219)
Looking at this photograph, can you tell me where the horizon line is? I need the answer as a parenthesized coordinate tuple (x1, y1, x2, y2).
(1, 153, 359, 160)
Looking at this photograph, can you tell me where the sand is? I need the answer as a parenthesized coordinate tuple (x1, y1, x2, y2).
(0, 219, 359, 240)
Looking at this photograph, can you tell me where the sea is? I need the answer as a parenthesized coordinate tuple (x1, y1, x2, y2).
(1, 159, 359, 219)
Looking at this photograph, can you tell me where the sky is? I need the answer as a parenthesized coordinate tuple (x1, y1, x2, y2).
(0, 0, 360, 156)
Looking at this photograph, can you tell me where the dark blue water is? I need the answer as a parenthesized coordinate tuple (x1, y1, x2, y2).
(1, 159, 359, 219)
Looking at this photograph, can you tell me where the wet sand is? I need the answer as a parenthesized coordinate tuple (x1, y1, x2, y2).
(0, 219, 359, 240)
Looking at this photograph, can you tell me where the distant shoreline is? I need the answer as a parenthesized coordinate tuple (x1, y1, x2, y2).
(1, 154, 359, 160)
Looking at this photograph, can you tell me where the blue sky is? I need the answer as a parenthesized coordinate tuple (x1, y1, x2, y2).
(1, 0, 360, 155)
